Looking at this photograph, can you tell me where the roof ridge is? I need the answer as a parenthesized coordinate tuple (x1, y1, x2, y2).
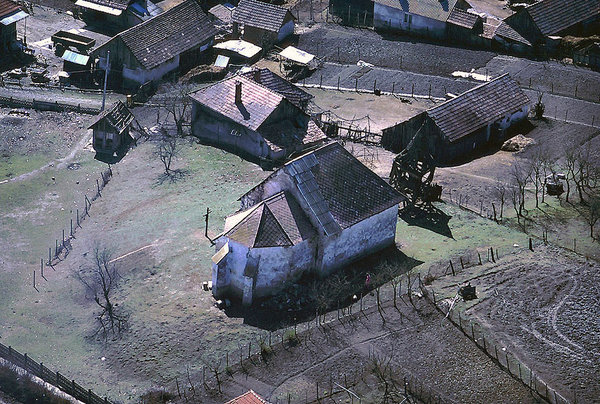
(428, 73, 511, 112)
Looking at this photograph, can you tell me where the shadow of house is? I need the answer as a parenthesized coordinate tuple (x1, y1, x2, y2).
(232, 0, 295, 49)
(189, 74, 326, 166)
(89, 100, 134, 157)
(211, 142, 408, 308)
(399, 203, 453, 239)
(0, 0, 27, 54)
(381, 74, 531, 165)
(91, 0, 217, 91)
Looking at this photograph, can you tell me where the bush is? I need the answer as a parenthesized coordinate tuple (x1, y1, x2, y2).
(284, 330, 299, 347)
(260, 341, 273, 361)
(0, 362, 71, 404)
(140, 389, 175, 404)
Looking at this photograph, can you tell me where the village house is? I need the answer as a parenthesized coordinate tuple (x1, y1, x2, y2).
(225, 390, 270, 404)
(211, 142, 406, 305)
(232, 0, 295, 48)
(505, 0, 600, 47)
(188, 74, 326, 165)
(372, 0, 471, 39)
(89, 100, 134, 155)
(381, 74, 530, 163)
(92, 0, 217, 89)
(0, 0, 27, 53)
(74, 0, 161, 31)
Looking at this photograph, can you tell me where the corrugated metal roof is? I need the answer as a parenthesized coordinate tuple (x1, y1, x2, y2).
(232, 0, 291, 32)
(0, 9, 26, 25)
(426, 74, 530, 143)
(374, 0, 459, 22)
(524, 0, 600, 36)
(62, 49, 90, 66)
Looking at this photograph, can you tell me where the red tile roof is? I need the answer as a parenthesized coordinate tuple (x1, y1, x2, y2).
(0, 0, 21, 18)
(225, 390, 269, 404)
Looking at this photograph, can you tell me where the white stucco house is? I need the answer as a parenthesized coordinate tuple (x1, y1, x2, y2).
(93, 0, 217, 89)
(373, 0, 471, 39)
(211, 142, 406, 305)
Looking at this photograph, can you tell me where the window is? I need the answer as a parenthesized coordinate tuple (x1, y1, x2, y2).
(106, 132, 114, 149)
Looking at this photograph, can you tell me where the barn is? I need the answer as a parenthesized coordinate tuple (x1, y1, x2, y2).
(188, 74, 326, 165)
(211, 142, 406, 305)
(89, 101, 134, 155)
(381, 74, 530, 164)
(92, 0, 217, 89)
(232, 0, 295, 48)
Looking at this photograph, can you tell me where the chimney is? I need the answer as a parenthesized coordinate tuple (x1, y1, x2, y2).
(235, 81, 242, 104)
(253, 69, 261, 84)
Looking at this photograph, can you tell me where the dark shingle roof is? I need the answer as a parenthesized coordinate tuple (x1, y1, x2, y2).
(225, 191, 315, 248)
(495, 21, 532, 46)
(427, 74, 530, 143)
(0, 0, 21, 18)
(373, 0, 459, 22)
(110, 0, 217, 70)
(447, 8, 480, 29)
(285, 142, 405, 231)
(525, 0, 600, 36)
(83, 0, 131, 11)
(189, 75, 284, 131)
(239, 68, 313, 109)
(88, 100, 134, 134)
(232, 0, 291, 32)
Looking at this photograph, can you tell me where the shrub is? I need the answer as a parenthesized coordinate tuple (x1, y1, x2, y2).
(284, 330, 299, 347)
(140, 389, 175, 404)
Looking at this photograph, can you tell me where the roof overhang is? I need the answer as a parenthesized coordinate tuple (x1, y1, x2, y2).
(0, 10, 28, 25)
(62, 49, 90, 65)
(279, 46, 315, 65)
(74, 0, 123, 16)
(213, 40, 261, 59)
(211, 242, 229, 265)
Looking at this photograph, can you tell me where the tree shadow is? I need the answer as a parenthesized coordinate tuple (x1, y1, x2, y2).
(222, 245, 423, 330)
(155, 169, 188, 185)
(399, 203, 453, 239)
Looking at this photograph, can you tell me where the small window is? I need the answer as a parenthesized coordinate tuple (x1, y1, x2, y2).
(404, 14, 408, 23)
(409, 15, 412, 23)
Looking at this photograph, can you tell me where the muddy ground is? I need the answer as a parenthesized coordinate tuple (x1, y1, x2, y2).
(428, 245, 600, 404)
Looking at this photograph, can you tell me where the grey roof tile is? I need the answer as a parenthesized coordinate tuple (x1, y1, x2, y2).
(525, 0, 600, 36)
(373, 0, 459, 22)
(232, 0, 291, 32)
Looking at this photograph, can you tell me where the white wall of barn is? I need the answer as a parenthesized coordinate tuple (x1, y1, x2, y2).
(373, 3, 447, 38)
(320, 205, 399, 276)
(212, 237, 249, 300)
(497, 105, 530, 130)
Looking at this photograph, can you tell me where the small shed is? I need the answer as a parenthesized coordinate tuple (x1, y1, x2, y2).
(213, 39, 262, 64)
(0, 0, 27, 53)
(61, 49, 92, 81)
(232, 0, 295, 48)
(89, 101, 134, 154)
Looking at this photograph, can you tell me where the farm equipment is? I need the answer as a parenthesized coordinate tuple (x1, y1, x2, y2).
(389, 122, 442, 204)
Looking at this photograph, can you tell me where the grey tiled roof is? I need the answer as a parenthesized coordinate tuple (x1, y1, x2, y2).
(286, 142, 405, 231)
(84, 0, 131, 11)
(189, 75, 284, 131)
(232, 0, 291, 32)
(225, 191, 315, 247)
(495, 22, 532, 46)
(447, 8, 480, 29)
(88, 100, 134, 134)
(427, 74, 530, 143)
(239, 68, 313, 109)
(373, 0, 459, 22)
(525, 0, 600, 36)
(112, 0, 217, 69)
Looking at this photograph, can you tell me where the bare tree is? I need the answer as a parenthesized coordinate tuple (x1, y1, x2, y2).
(161, 83, 193, 137)
(510, 162, 531, 219)
(584, 194, 600, 239)
(492, 180, 507, 221)
(154, 129, 184, 181)
(77, 245, 127, 339)
(529, 151, 544, 208)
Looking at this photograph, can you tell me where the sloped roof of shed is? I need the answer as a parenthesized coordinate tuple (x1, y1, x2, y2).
(189, 74, 284, 131)
(495, 21, 532, 46)
(232, 0, 291, 32)
(88, 100, 134, 134)
(524, 0, 600, 36)
(105, 0, 217, 70)
(0, 0, 21, 18)
(426, 74, 530, 143)
(224, 191, 315, 248)
(373, 0, 459, 22)
(239, 68, 313, 109)
(447, 8, 480, 29)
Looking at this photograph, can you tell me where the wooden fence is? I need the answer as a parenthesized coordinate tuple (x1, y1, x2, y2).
(0, 342, 113, 404)
(0, 95, 99, 114)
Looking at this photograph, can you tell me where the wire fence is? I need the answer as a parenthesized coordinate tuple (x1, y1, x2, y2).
(0, 94, 100, 114)
(0, 342, 113, 404)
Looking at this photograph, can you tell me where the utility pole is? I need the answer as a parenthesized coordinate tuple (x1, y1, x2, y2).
(101, 50, 110, 111)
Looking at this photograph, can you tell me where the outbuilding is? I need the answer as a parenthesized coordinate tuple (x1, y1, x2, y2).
(74, 0, 161, 31)
(381, 74, 530, 163)
(212, 142, 406, 305)
(0, 0, 27, 53)
(232, 0, 295, 48)
(89, 101, 134, 155)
